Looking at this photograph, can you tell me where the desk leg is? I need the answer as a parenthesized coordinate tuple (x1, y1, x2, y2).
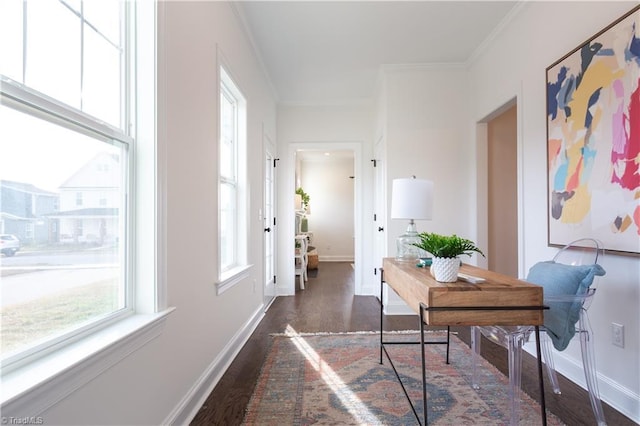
(420, 305, 428, 426)
(535, 326, 548, 426)
(379, 268, 384, 365)
(446, 325, 451, 364)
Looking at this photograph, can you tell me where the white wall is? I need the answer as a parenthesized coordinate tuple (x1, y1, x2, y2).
(375, 65, 477, 314)
(277, 104, 374, 295)
(300, 155, 355, 261)
(383, 66, 475, 250)
(469, 2, 639, 420)
(37, 3, 277, 424)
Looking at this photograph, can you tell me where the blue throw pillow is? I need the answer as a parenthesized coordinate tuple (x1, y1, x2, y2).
(526, 261, 606, 351)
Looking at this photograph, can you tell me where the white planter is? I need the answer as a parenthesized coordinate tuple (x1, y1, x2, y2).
(431, 257, 460, 282)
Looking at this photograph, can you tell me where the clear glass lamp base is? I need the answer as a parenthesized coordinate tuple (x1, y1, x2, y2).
(395, 222, 423, 262)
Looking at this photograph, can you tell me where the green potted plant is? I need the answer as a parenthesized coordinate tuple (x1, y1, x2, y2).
(295, 187, 311, 232)
(412, 232, 485, 282)
(295, 187, 310, 210)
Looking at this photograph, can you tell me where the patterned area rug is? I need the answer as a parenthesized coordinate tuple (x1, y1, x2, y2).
(243, 331, 564, 425)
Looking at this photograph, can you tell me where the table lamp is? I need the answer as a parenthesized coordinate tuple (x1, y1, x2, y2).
(391, 177, 434, 262)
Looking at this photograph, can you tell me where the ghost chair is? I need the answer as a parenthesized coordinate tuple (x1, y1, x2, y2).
(471, 238, 606, 425)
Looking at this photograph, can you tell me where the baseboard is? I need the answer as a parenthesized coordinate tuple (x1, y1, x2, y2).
(597, 372, 640, 423)
(165, 304, 265, 425)
(318, 255, 354, 262)
(524, 344, 640, 423)
(359, 283, 378, 296)
(383, 300, 414, 316)
(552, 350, 640, 423)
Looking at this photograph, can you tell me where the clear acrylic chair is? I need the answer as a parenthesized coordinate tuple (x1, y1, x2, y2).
(471, 238, 606, 425)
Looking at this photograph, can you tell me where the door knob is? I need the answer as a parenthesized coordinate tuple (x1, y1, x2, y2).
(264, 227, 271, 232)
(378, 226, 384, 232)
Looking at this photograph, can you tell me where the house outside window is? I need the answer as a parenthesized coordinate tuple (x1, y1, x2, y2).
(0, 180, 59, 245)
(217, 64, 249, 293)
(25, 223, 34, 240)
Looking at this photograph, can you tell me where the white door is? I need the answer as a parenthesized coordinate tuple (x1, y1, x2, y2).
(264, 147, 277, 306)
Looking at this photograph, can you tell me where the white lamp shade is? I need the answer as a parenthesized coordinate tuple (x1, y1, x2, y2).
(294, 193, 303, 210)
(391, 178, 434, 220)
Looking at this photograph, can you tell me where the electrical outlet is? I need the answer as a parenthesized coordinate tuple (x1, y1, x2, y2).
(612, 323, 624, 348)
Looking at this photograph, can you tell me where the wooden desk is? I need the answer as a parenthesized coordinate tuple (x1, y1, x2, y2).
(380, 258, 547, 425)
(382, 258, 544, 326)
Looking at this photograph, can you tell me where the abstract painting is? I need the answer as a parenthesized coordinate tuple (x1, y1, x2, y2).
(546, 5, 640, 255)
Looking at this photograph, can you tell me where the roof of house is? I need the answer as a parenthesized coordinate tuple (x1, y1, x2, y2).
(1, 179, 59, 196)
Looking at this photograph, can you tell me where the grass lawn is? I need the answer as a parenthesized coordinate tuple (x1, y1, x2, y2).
(1, 279, 121, 355)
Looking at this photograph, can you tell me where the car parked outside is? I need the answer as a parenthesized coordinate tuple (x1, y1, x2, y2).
(0, 234, 20, 256)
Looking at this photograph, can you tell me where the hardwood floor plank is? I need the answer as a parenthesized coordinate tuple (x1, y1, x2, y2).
(191, 262, 634, 426)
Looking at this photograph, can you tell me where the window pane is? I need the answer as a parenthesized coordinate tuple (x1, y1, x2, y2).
(0, 0, 24, 82)
(221, 91, 234, 138)
(220, 182, 236, 270)
(220, 91, 235, 180)
(25, 0, 81, 109)
(0, 104, 127, 359)
(220, 139, 234, 180)
(83, 23, 121, 128)
(83, 0, 121, 45)
(61, 0, 81, 14)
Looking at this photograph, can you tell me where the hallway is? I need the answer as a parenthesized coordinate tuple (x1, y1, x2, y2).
(191, 262, 633, 426)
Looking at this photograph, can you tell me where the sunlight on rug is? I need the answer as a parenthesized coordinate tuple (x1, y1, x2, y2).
(283, 326, 380, 424)
(242, 328, 565, 426)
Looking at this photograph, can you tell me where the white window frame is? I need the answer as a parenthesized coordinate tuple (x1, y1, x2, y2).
(217, 62, 250, 295)
(0, 1, 171, 416)
(220, 81, 239, 269)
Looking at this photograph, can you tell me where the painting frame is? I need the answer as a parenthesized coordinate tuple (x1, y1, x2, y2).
(546, 5, 640, 255)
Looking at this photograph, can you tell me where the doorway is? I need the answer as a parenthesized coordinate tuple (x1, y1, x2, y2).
(483, 102, 519, 276)
(295, 149, 355, 266)
(287, 141, 363, 295)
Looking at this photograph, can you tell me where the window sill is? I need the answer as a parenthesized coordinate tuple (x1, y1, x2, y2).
(217, 264, 253, 295)
(1, 308, 175, 416)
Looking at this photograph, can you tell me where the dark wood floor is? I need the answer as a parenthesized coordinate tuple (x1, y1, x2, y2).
(191, 262, 634, 426)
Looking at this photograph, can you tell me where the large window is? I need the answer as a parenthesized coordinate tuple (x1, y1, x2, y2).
(218, 65, 248, 293)
(0, 0, 135, 371)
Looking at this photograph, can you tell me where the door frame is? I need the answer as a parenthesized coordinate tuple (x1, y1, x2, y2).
(372, 136, 387, 300)
(263, 135, 277, 308)
(281, 141, 364, 295)
(475, 96, 525, 277)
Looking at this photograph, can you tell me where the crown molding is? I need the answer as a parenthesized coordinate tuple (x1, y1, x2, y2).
(278, 98, 374, 108)
(380, 62, 467, 72)
(229, 2, 280, 103)
(466, 1, 527, 66)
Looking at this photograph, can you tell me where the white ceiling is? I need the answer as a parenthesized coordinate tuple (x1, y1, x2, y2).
(237, 1, 519, 105)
